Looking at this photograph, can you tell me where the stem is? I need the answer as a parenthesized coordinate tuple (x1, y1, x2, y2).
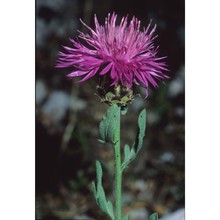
(114, 108, 122, 220)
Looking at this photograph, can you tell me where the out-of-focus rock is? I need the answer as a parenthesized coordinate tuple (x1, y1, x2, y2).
(159, 152, 175, 163)
(160, 208, 185, 220)
(73, 214, 94, 220)
(129, 208, 149, 220)
(175, 106, 185, 117)
(36, 79, 48, 105)
(168, 65, 185, 98)
(36, 0, 79, 47)
(147, 111, 160, 125)
(42, 91, 71, 124)
(41, 90, 87, 125)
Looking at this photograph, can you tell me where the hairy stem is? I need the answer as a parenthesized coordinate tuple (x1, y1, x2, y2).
(114, 108, 122, 220)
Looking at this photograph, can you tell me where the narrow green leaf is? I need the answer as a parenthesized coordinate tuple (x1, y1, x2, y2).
(149, 213, 158, 220)
(107, 201, 115, 220)
(91, 181, 97, 201)
(121, 109, 147, 171)
(96, 160, 103, 183)
(121, 145, 135, 171)
(134, 108, 146, 153)
(99, 104, 120, 144)
(92, 161, 115, 220)
(124, 144, 131, 159)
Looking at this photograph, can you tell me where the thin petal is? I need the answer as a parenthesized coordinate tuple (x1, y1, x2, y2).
(99, 63, 112, 75)
(77, 68, 98, 82)
(67, 70, 88, 77)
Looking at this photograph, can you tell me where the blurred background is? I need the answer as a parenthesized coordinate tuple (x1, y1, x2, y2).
(36, 0, 184, 219)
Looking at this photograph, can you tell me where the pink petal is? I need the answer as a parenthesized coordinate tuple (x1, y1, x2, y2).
(77, 68, 98, 82)
(67, 70, 88, 77)
(99, 63, 113, 75)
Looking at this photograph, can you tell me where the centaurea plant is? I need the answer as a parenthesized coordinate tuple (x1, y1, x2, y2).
(56, 13, 168, 220)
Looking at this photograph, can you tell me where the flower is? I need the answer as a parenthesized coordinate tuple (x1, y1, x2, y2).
(56, 13, 168, 97)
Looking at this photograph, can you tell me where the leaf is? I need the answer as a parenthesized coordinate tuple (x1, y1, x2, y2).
(124, 144, 131, 159)
(99, 104, 120, 144)
(121, 144, 135, 171)
(92, 161, 115, 220)
(149, 213, 158, 220)
(121, 109, 147, 171)
(134, 108, 146, 153)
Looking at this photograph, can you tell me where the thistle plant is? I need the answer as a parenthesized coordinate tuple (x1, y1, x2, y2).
(56, 13, 168, 220)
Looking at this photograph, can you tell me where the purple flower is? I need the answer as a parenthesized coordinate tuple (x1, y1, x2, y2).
(56, 13, 168, 96)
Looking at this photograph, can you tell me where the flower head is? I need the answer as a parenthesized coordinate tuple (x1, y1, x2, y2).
(56, 13, 168, 99)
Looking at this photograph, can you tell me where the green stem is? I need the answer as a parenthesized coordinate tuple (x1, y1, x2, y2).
(114, 108, 122, 220)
